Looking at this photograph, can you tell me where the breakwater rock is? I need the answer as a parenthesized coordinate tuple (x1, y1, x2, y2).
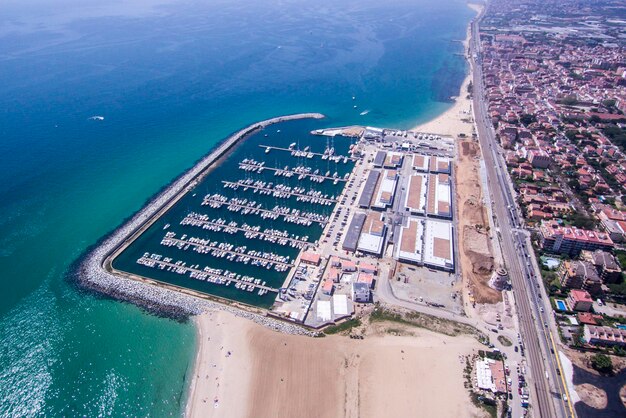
(74, 113, 324, 336)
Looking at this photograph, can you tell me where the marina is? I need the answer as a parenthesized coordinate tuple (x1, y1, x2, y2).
(109, 116, 356, 308)
(159, 232, 294, 272)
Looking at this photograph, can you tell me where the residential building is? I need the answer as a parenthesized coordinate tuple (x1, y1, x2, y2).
(567, 289, 593, 312)
(539, 220, 613, 256)
(583, 325, 626, 348)
(352, 282, 370, 303)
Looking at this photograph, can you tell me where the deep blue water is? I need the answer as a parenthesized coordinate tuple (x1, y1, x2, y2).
(0, 0, 473, 415)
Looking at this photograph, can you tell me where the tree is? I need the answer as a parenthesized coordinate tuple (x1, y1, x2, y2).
(590, 353, 613, 374)
(602, 99, 616, 109)
(519, 114, 537, 126)
(561, 95, 579, 106)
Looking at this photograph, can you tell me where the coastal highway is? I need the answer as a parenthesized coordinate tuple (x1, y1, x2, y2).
(469, 11, 574, 418)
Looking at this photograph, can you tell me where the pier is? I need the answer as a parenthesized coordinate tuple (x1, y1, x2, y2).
(238, 161, 348, 182)
(137, 255, 279, 293)
(222, 180, 338, 205)
(260, 144, 358, 161)
(160, 234, 294, 271)
(201, 195, 329, 225)
(180, 213, 313, 248)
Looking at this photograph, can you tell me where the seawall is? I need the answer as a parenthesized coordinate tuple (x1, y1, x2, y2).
(73, 113, 324, 335)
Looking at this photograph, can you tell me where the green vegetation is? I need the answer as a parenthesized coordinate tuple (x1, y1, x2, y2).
(470, 393, 497, 418)
(369, 306, 480, 338)
(565, 211, 598, 229)
(519, 113, 537, 126)
(602, 99, 616, 109)
(323, 318, 361, 335)
(479, 350, 503, 361)
(560, 95, 579, 106)
(497, 335, 512, 347)
(590, 353, 613, 374)
(607, 274, 626, 298)
(603, 125, 626, 151)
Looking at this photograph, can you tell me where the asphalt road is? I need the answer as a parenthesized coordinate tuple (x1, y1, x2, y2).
(469, 10, 574, 418)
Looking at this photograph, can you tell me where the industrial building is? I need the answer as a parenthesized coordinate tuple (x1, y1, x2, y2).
(342, 212, 366, 252)
(429, 156, 452, 174)
(358, 170, 380, 209)
(395, 217, 454, 271)
(396, 217, 425, 265)
(373, 151, 386, 168)
(372, 169, 398, 210)
(404, 174, 427, 215)
(426, 174, 452, 219)
(357, 212, 387, 256)
(383, 151, 404, 169)
(412, 154, 430, 172)
(423, 219, 454, 271)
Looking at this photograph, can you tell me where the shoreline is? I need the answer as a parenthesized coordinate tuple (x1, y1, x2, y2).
(186, 310, 484, 418)
(412, 2, 483, 137)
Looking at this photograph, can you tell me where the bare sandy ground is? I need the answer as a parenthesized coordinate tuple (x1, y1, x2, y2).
(412, 75, 474, 138)
(186, 311, 485, 418)
(455, 139, 499, 304)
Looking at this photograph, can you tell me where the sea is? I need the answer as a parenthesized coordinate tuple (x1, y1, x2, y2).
(0, 0, 473, 415)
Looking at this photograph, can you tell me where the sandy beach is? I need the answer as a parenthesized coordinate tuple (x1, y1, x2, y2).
(412, 3, 483, 137)
(186, 311, 484, 418)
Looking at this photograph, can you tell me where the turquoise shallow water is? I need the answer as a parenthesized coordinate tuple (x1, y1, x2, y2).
(0, 0, 472, 415)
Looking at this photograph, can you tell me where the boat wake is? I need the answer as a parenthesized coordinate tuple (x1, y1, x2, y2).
(359, 109, 370, 116)
(88, 115, 104, 121)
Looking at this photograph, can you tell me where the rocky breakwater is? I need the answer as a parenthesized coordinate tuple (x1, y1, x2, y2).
(73, 113, 324, 334)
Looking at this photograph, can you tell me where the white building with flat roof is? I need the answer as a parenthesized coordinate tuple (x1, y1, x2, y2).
(426, 174, 452, 219)
(372, 169, 398, 210)
(429, 156, 452, 174)
(357, 212, 387, 256)
(396, 217, 425, 265)
(412, 154, 430, 172)
(423, 219, 454, 271)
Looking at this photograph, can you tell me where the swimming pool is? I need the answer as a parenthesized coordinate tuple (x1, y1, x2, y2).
(555, 300, 567, 311)
(541, 256, 560, 270)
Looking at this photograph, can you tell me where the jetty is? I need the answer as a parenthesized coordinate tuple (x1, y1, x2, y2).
(137, 254, 279, 294)
(222, 180, 338, 205)
(259, 144, 357, 162)
(160, 233, 293, 271)
(180, 213, 312, 248)
(201, 194, 329, 225)
(238, 160, 348, 182)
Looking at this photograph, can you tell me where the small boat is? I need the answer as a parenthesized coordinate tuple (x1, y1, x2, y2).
(265, 147, 271, 154)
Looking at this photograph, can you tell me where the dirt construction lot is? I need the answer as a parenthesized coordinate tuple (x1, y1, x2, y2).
(456, 139, 500, 304)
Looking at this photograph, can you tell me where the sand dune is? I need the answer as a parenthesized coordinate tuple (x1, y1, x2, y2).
(186, 311, 484, 418)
